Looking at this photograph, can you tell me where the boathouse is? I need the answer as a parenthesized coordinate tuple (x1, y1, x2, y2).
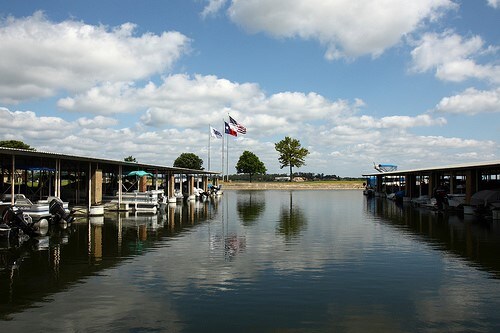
(0, 147, 219, 213)
(362, 160, 500, 205)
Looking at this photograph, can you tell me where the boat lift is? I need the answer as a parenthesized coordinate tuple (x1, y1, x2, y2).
(374, 163, 397, 173)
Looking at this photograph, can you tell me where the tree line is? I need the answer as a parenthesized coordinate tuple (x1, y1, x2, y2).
(167, 136, 311, 182)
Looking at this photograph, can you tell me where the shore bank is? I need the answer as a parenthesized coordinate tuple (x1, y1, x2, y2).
(220, 180, 364, 190)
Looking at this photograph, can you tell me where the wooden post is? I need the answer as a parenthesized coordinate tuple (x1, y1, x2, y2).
(11, 155, 15, 205)
(118, 164, 122, 206)
(465, 170, 477, 204)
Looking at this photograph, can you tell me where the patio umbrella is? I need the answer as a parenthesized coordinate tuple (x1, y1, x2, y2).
(125, 170, 153, 178)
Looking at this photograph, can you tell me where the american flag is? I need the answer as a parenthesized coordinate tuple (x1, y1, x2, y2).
(229, 116, 247, 134)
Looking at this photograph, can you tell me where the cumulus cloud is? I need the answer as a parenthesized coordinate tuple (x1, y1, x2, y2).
(0, 109, 76, 141)
(56, 73, 363, 133)
(49, 71, 477, 175)
(0, 11, 190, 103)
(410, 31, 500, 83)
(435, 87, 500, 115)
(213, 0, 456, 59)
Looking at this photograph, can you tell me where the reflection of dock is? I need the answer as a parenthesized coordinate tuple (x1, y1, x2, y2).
(366, 197, 500, 278)
(0, 196, 220, 319)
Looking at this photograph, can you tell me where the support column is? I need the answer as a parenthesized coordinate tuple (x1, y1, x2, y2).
(405, 174, 417, 199)
(202, 176, 208, 193)
(10, 155, 15, 204)
(88, 163, 92, 212)
(55, 158, 61, 198)
(91, 168, 102, 205)
(118, 164, 122, 206)
(168, 172, 176, 203)
(465, 170, 477, 204)
(139, 175, 147, 192)
(376, 175, 383, 194)
(449, 172, 455, 194)
(187, 175, 195, 201)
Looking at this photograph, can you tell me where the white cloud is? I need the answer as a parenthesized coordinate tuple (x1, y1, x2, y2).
(56, 74, 363, 136)
(342, 114, 447, 129)
(77, 116, 119, 128)
(0, 11, 190, 103)
(220, 0, 455, 59)
(0, 109, 76, 141)
(58, 82, 141, 114)
(435, 87, 500, 115)
(488, 0, 500, 8)
(201, 0, 229, 18)
(410, 31, 500, 83)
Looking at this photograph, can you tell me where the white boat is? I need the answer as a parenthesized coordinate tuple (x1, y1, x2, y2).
(111, 190, 165, 213)
(7, 194, 51, 221)
(3, 194, 72, 224)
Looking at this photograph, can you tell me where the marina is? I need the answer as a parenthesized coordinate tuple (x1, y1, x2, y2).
(363, 161, 500, 219)
(2, 148, 500, 331)
(0, 147, 219, 216)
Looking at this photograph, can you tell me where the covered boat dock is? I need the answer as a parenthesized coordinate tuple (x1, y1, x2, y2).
(362, 160, 500, 205)
(0, 147, 219, 214)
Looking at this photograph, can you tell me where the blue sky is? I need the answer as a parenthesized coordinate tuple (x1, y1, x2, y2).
(0, 0, 498, 176)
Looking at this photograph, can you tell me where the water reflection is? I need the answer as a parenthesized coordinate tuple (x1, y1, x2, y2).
(236, 191, 265, 225)
(365, 196, 500, 278)
(2, 192, 500, 332)
(277, 191, 307, 241)
(0, 197, 220, 319)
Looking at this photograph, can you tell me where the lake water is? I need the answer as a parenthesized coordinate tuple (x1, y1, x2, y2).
(1, 190, 500, 332)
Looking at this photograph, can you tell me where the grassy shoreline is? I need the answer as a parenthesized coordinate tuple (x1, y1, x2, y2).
(220, 180, 364, 190)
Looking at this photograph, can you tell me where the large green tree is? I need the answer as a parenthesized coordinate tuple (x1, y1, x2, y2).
(235, 150, 267, 182)
(0, 140, 35, 150)
(124, 155, 137, 163)
(173, 152, 204, 170)
(275, 136, 309, 182)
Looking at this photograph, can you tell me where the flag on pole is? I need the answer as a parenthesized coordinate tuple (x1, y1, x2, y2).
(229, 115, 247, 134)
(210, 126, 223, 139)
(224, 121, 238, 137)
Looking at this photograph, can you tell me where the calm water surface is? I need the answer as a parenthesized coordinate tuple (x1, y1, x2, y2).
(1, 190, 500, 332)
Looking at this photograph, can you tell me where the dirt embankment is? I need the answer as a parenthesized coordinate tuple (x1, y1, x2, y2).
(220, 181, 364, 190)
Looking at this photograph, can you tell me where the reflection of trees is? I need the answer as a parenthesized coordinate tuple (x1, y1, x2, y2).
(236, 191, 266, 226)
(277, 191, 307, 241)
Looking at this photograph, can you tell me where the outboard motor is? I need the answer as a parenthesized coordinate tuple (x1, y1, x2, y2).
(49, 198, 75, 224)
(2, 206, 37, 237)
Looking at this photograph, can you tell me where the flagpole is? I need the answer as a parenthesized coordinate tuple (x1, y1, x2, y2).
(226, 131, 229, 181)
(227, 114, 230, 182)
(221, 119, 225, 181)
(208, 125, 211, 171)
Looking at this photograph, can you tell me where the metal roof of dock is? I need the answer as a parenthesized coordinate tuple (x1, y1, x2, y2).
(362, 160, 500, 177)
(0, 147, 220, 175)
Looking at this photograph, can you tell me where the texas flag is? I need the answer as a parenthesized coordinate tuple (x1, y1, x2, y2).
(224, 121, 237, 137)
